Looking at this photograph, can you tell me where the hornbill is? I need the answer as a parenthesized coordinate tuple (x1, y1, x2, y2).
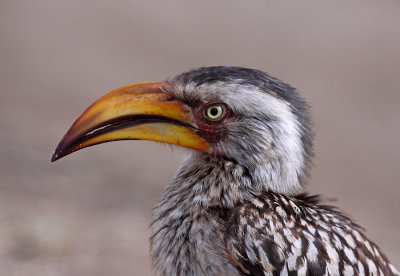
(52, 67, 399, 275)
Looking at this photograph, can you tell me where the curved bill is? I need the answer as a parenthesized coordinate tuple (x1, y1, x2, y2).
(51, 81, 210, 162)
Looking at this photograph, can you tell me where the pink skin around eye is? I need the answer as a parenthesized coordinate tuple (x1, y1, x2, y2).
(191, 102, 235, 147)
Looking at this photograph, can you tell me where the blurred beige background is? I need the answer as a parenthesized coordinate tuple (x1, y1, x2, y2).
(0, 1, 399, 275)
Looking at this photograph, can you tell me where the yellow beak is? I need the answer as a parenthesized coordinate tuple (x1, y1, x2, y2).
(51, 81, 210, 162)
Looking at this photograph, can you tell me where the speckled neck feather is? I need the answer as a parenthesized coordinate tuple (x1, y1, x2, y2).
(151, 152, 398, 275)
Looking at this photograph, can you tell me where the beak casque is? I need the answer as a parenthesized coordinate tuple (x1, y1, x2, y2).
(51, 81, 210, 162)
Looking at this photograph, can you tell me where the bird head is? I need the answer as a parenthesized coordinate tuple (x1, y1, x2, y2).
(52, 67, 313, 195)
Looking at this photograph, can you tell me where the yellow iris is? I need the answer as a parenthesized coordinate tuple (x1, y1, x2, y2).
(206, 105, 223, 120)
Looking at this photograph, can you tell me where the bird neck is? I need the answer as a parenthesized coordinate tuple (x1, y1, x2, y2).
(151, 152, 251, 274)
(156, 150, 305, 213)
(151, 151, 303, 274)
(168, 151, 305, 209)
(168, 152, 256, 209)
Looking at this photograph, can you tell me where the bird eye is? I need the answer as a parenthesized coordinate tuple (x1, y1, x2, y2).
(205, 105, 224, 120)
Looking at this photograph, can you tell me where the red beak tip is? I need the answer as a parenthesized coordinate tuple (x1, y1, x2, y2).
(51, 153, 58, 162)
(51, 148, 64, 162)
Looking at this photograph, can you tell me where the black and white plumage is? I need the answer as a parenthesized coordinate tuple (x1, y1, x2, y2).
(53, 66, 399, 275)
